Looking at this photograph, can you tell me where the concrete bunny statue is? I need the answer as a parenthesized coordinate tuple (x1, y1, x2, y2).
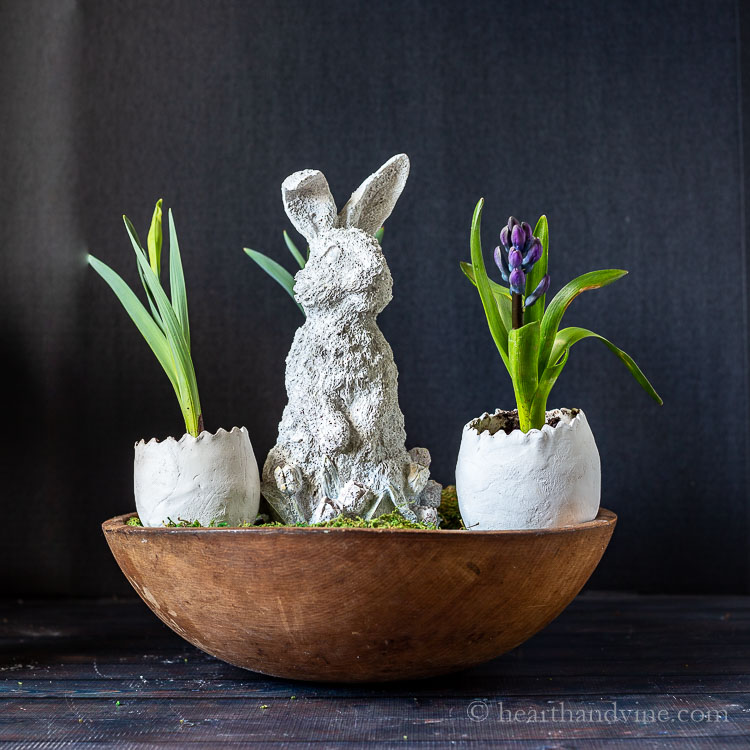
(262, 154, 441, 525)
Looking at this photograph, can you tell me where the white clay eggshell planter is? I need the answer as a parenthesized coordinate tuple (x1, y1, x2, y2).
(455, 409, 600, 530)
(134, 426, 260, 527)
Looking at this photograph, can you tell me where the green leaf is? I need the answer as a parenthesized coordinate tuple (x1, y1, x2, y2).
(374, 226, 385, 244)
(531, 348, 569, 419)
(244, 248, 305, 315)
(460, 260, 512, 332)
(538, 269, 628, 373)
(460, 261, 511, 298)
(468, 199, 509, 369)
(123, 214, 164, 330)
(283, 230, 306, 269)
(524, 215, 548, 324)
(147, 199, 163, 278)
(136, 260, 166, 333)
(549, 326, 663, 405)
(495, 286, 512, 333)
(168, 210, 190, 351)
(87, 254, 179, 398)
(124, 218, 202, 435)
(123, 216, 146, 259)
(508, 321, 541, 431)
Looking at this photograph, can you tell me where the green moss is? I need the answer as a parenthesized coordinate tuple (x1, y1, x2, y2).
(127, 516, 225, 527)
(164, 517, 229, 527)
(251, 510, 436, 529)
(124, 488, 466, 530)
(317, 511, 434, 529)
(438, 485, 465, 529)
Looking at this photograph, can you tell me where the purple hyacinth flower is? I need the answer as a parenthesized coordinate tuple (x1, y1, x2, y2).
(524, 274, 550, 308)
(494, 246, 510, 282)
(508, 248, 523, 270)
(500, 225, 510, 249)
(511, 223, 526, 250)
(507, 217, 520, 247)
(498, 216, 545, 303)
(509, 268, 526, 296)
(522, 238, 542, 270)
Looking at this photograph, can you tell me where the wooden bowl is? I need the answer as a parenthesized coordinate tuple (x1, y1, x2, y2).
(103, 509, 616, 682)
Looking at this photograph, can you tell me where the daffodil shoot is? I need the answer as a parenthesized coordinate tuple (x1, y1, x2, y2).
(88, 200, 203, 437)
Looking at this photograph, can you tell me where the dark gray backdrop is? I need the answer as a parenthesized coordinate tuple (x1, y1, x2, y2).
(1, 0, 746, 596)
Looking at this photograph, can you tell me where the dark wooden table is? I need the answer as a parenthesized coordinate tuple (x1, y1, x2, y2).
(0, 593, 747, 748)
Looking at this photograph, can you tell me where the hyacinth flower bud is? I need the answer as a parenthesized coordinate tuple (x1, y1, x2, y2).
(522, 238, 542, 270)
(499, 225, 510, 249)
(521, 222, 533, 246)
(507, 217, 520, 242)
(494, 246, 510, 282)
(511, 223, 527, 250)
(508, 248, 523, 270)
(509, 268, 526, 296)
(524, 274, 550, 308)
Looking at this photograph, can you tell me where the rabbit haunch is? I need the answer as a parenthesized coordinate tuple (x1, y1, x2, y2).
(262, 154, 441, 525)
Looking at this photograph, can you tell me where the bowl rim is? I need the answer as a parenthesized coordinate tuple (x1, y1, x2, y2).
(102, 508, 616, 537)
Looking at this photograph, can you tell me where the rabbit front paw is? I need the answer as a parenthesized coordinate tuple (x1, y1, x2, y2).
(318, 409, 353, 453)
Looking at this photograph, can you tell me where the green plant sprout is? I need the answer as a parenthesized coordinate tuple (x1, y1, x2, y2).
(244, 226, 385, 316)
(88, 199, 203, 436)
(462, 200, 662, 433)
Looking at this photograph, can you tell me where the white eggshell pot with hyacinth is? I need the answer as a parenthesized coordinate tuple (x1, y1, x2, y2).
(88, 199, 260, 527)
(457, 205, 662, 530)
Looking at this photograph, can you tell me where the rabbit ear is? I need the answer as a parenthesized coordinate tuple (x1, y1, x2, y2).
(281, 169, 337, 242)
(337, 154, 410, 235)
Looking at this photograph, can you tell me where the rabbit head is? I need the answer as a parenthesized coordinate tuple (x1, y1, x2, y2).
(281, 154, 410, 315)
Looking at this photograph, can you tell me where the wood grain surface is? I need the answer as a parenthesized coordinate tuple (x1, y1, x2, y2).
(1, 594, 748, 747)
(102, 510, 616, 681)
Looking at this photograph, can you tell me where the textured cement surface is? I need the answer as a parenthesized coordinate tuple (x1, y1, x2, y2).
(134, 426, 260, 527)
(262, 156, 440, 524)
(456, 409, 600, 530)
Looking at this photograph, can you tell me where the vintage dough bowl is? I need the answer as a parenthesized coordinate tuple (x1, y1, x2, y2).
(103, 509, 616, 682)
